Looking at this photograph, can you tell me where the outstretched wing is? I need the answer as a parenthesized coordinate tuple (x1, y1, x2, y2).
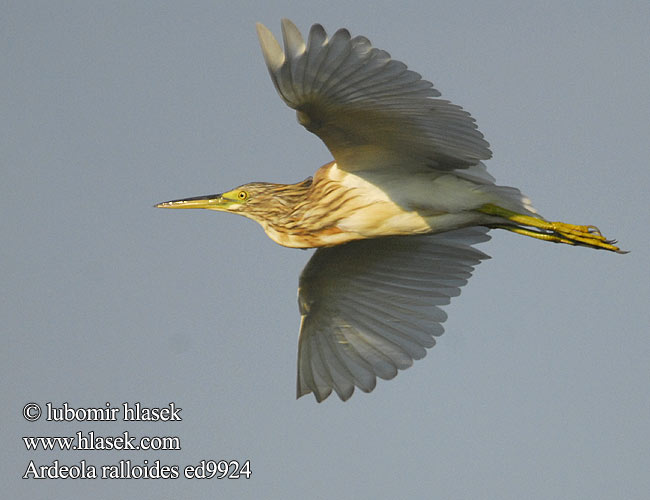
(256, 19, 491, 172)
(296, 227, 491, 402)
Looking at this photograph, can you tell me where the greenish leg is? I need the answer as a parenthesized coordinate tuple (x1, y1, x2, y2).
(489, 224, 576, 245)
(480, 204, 625, 253)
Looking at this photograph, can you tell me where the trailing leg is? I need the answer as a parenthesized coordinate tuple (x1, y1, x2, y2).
(479, 203, 625, 253)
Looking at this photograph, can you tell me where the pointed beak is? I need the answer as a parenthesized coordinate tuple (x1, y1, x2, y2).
(154, 194, 224, 209)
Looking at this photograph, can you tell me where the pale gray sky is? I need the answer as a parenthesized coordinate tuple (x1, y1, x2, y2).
(3, 1, 649, 499)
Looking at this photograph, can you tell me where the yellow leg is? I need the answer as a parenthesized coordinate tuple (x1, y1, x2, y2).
(489, 224, 576, 245)
(480, 204, 626, 253)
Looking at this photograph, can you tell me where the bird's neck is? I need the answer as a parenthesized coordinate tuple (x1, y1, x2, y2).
(259, 163, 358, 248)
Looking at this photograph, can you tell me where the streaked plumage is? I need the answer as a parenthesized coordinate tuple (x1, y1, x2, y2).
(157, 19, 622, 402)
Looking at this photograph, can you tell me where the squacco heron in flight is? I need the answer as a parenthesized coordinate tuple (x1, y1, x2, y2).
(157, 19, 623, 402)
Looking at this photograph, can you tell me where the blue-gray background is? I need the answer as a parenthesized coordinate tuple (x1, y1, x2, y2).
(3, 1, 649, 498)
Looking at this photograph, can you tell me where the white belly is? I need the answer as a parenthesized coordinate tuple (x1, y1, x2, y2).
(330, 164, 493, 237)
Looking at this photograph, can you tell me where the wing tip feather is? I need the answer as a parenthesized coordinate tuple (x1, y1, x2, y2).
(281, 18, 306, 59)
(256, 21, 285, 70)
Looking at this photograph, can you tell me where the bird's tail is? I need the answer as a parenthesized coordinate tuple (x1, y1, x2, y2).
(481, 184, 539, 217)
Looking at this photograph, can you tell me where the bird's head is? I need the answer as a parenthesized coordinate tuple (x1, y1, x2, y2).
(155, 178, 312, 225)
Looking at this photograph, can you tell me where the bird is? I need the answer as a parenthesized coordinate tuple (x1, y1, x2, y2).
(156, 19, 623, 402)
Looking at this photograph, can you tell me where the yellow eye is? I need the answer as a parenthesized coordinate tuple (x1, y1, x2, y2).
(237, 190, 249, 201)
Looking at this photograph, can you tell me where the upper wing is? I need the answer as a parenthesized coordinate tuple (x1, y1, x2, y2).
(296, 227, 491, 402)
(256, 19, 492, 172)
